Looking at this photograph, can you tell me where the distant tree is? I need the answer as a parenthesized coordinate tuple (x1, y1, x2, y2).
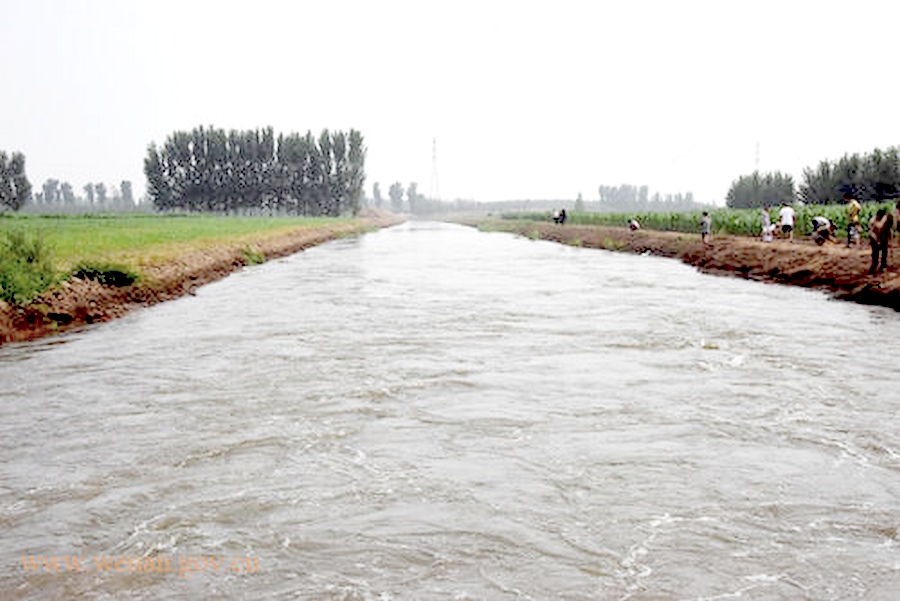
(0, 151, 32, 211)
(598, 183, 703, 212)
(42, 179, 60, 205)
(407, 182, 419, 214)
(799, 147, 900, 204)
(317, 129, 334, 214)
(638, 185, 649, 205)
(388, 181, 404, 212)
(726, 171, 794, 208)
(144, 125, 366, 214)
(346, 130, 366, 215)
(574, 192, 585, 212)
(60, 182, 76, 205)
(372, 182, 383, 208)
(83, 183, 95, 205)
(95, 182, 107, 205)
(120, 180, 134, 206)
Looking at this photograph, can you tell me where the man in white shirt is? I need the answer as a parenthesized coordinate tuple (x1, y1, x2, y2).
(778, 203, 796, 243)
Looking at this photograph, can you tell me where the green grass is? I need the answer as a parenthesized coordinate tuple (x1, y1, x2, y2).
(0, 230, 57, 304)
(0, 213, 355, 304)
(0, 214, 347, 271)
(240, 245, 266, 265)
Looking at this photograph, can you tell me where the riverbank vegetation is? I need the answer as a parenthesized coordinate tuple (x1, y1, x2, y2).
(501, 201, 893, 241)
(144, 126, 366, 216)
(0, 213, 353, 305)
(0, 230, 56, 304)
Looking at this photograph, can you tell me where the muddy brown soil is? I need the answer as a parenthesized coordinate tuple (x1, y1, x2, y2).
(0, 215, 404, 345)
(476, 220, 900, 311)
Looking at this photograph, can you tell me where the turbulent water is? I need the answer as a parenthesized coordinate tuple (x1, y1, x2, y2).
(2, 221, 900, 600)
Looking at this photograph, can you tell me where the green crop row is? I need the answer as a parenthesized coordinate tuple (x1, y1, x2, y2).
(503, 203, 898, 239)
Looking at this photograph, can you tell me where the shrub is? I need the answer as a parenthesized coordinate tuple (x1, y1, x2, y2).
(0, 230, 57, 304)
(72, 261, 140, 286)
(240, 245, 265, 265)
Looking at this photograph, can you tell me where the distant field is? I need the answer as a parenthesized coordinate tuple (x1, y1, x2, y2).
(0, 214, 348, 271)
(503, 202, 895, 238)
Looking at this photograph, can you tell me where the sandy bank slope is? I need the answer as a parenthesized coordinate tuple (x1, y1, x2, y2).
(477, 220, 900, 311)
(0, 215, 404, 345)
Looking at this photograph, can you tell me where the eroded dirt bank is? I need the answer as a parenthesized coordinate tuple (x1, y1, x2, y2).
(476, 220, 900, 311)
(0, 215, 404, 345)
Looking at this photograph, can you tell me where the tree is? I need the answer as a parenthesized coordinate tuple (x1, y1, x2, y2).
(120, 180, 134, 206)
(144, 125, 366, 214)
(407, 182, 419, 214)
(83, 183, 96, 205)
(95, 182, 108, 206)
(388, 181, 404, 212)
(42, 179, 60, 206)
(60, 182, 76, 205)
(0, 151, 32, 211)
(372, 182, 383, 208)
(346, 129, 366, 215)
(574, 192, 585, 212)
(726, 171, 794, 208)
(799, 147, 900, 204)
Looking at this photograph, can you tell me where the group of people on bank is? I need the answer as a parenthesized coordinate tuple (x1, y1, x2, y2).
(760, 195, 900, 274)
(555, 197, 900, 275)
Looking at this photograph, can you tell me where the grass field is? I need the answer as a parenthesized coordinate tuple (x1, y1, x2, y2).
(0, 213, 354, 304)
(0, 214, 349, 271)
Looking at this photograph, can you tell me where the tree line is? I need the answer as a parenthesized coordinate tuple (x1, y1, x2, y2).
(725, 172, 795, 208)
(727, 147, 900, 208)
(597, 184, 704, 212)
(799, 147, 900, 204)
(31, 179, 136, 211)
(144, 126, 366, 215)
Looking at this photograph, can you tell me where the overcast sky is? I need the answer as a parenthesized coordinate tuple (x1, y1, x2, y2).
(3, 0, 899, 205)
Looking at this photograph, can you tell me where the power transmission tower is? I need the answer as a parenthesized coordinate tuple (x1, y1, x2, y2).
(429, 138, 440, 201)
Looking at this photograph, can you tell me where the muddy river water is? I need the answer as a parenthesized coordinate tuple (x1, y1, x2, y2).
(2, 221, 900, 600)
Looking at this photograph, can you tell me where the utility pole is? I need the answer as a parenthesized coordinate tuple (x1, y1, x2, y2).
(429, 138, 440, 202)
(755, 141, 760, 206)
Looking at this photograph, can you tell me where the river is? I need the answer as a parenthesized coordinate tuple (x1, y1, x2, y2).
(2, 221, 900, 600)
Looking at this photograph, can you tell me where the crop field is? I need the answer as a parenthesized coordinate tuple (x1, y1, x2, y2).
(505, 202, 896, 239)
(0, 214, 347, 271)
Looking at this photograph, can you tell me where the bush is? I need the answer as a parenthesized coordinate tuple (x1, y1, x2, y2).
(72, 261, 140, 286)
(240, 245, 265, 265)
(0, 230, 57, 304)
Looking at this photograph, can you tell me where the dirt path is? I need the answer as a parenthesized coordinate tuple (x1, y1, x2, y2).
(475, 220, 900, 311)
(0, 215, 404, 345)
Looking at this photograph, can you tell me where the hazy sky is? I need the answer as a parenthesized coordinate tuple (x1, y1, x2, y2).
(3, 0, 899, 205)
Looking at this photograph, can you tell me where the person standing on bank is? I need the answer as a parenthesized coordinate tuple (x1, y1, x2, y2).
(778, 202, 796, 243)
(845, 193, 862, 246)
(701, 211, 712, 245)
(761, 206, 775, 242)
(895, 200, 900, 242)
(868, 208, 893, 274)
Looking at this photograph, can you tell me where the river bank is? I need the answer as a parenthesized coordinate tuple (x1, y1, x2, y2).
(471, 219, 900, 311)
(0, 214, 404, 344)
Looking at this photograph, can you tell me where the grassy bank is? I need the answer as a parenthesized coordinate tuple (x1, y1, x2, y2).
(0, 214, 350, 271)
(0, 212, 402, 343)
